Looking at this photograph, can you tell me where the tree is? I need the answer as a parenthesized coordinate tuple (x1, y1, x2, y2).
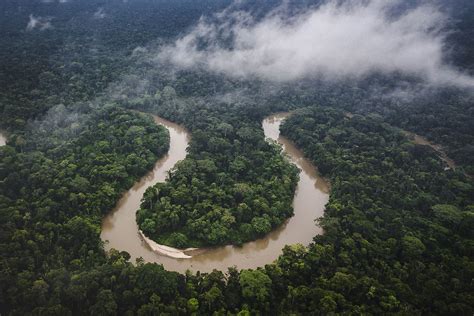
(239, 270, 272, 308)
(432, 204, 462, 228)
(402, 235, 426, 258)
(90, 290, 117, 316)
(187, 298, 199, 314)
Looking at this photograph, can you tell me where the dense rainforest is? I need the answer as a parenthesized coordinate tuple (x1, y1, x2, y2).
(136, 104, 299, 247)
(1, 0, 473, 314)
(280, 107, 474, 314)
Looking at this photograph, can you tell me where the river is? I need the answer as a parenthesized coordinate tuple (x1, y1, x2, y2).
(101, 113, 329, 273)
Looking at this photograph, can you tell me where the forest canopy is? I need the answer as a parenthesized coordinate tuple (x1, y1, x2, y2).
(136, 104, 299, 247)
(0, 0, 473, 314)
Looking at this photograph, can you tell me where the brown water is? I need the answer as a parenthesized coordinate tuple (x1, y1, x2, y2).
(0, 132, 6, 146)
(101, 113, 329, 273)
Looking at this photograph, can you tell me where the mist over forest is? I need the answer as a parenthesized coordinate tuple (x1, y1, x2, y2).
(0, 0, 473, 314)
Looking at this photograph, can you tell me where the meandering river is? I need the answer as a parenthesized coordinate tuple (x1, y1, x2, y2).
(101, 113, 329, 273)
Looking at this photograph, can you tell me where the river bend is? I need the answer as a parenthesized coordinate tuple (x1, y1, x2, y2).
(101, 113, 329, 273)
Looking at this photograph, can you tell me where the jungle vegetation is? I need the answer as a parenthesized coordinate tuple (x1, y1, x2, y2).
(0, 0, 473, 314)
(136, 103, 299, 248)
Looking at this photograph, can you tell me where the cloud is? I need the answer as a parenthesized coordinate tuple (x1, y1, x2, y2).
(158, 0, 474, 88)
(40, 0, 71, 3)
(94, 8, 106, 19)
(26, 14, 52, 31)
(132, 46, 149, 57)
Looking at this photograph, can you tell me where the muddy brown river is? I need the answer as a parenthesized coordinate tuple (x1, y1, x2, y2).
(101, 113, 329, 273)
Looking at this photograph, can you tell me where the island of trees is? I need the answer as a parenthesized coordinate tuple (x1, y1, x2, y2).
(136, 106, 298, 247)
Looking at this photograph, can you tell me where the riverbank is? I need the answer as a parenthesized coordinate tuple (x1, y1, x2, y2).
(138, 230, 197, 259)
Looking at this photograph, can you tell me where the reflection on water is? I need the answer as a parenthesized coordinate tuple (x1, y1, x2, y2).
(101, 113, 329, 273)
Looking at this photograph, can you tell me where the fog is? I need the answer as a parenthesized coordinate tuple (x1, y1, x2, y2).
(93, 8, 106, 19)
(26, 14, 52, 31)
(24, 0, 474, 141)
(40, 0, 70, 4)
(159, 0, 474, 88)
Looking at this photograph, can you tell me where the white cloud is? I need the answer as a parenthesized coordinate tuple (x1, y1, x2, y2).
(158, 0, 474, 88)
(94, 8, 106, 19)
(40, 0, 71, 3)
(132, 46, 148, 57)
(26, 14, 52, 31)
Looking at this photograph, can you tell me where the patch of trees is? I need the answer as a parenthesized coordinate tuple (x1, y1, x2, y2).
(3, 104, 472, 314)
(0, 107, 170, 313)
(264, 79, 474, 174)
(117, 55, 474, 175)
(136, 100, 299, 247)
(275, 106, 474, 314)
(1, 0, 473, 314)
(0, 0, 231, 130)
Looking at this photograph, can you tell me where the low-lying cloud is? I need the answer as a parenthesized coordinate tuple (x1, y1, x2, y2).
(159, 0, 474, 88)
(26, 14, 52, 31)
(93, 8, 106, 19)
(40, 0, 70, 4)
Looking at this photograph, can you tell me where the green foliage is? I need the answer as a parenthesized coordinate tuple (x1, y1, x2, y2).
(239, 270, 272, 308)
(2, 98, 472, 315)
(187, 297, 199, 314)
(136, 102, 298, 247)
(0, 107, 170, 314)
(276, 106, 474, 314)
(0, 0, 233, 132)
(1, 1, 473, 314)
